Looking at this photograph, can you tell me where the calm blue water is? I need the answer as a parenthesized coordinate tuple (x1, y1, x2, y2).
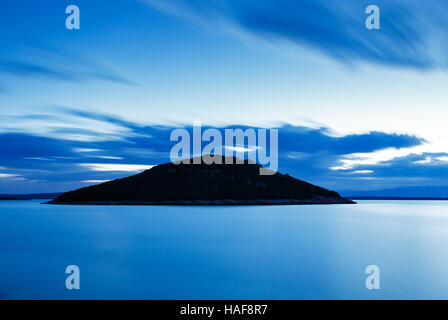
(1, 200, 448, 299)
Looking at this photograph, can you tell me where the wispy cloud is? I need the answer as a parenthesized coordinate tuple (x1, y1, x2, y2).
(0, 44, 138, 86)
(351, 170, 374, 174)
(0, 108, 136, 142)
(0, 59, 77, 81)
(143, 0, 448, 69)
(73, 148, 103, 153)
(0, 173, 25, 181)
(78, 163, 155, 172)
(0, 173, 20, 178)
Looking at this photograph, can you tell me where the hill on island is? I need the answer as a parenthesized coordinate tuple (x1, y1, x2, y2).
(48, 156, 354, 205)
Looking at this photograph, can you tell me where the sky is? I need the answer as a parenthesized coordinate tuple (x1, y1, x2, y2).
(1, 0, 448, 195)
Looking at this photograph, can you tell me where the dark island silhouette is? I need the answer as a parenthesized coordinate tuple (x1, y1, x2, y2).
(48, 156, 354, 205)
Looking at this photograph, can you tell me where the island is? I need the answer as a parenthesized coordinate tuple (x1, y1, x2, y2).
(47, 156, 354, 205)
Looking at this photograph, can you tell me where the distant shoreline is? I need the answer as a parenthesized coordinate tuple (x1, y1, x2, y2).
(0, 193, 63, 200)
(347, 196, 448, 200)
(0, 197, 30, 201)
(46, 197, 355, 206)
(3, 195, 447, 202)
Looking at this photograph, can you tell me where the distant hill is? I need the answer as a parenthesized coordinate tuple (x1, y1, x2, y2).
(0, 193, 63, 200)
(348, 196, 448, 200)
(0, 196, 29, 200)
(343, 186, 448, 199)
(48, 156, 354, 205)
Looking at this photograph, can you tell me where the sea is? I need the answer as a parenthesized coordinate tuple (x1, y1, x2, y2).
(1, 200, 447, 299)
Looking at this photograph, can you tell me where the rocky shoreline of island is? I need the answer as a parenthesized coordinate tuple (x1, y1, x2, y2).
(46, 197, 354, 206)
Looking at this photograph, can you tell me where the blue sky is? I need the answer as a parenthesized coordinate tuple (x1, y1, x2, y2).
(1, 0, 448, 194)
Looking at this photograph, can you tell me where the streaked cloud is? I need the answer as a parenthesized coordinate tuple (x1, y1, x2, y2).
(95, 156, 124, 160)
(436, 156, 448, 162)
(144, 0, 448, 69)
(0, 173, 25, 181)
(0, 59, 77, 81)
(414, 157, 432, 165)
(0, 44, 137, 86)
(78, 163, 155, 172)
(0, 108, 136, 142)
(73, 148, 103, 153)
(351, 170, 374, 174)
(330, 146, 425, 171)
(224, 146, 259, 152)
(0, 173, 20, 178)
